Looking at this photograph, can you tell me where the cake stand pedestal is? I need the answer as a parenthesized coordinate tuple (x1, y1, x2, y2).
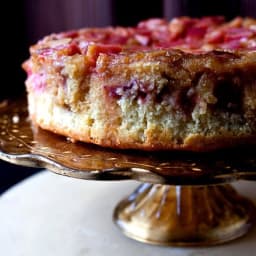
(0, 97, 256, 246)
(114, 183, 255, 246)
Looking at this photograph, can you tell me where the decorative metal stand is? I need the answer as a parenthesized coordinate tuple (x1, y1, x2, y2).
(0, 97, 255, 246)
(114, 183, 255, 246)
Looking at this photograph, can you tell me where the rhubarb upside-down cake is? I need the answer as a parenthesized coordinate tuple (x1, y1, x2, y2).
(22, 16, 256, 151)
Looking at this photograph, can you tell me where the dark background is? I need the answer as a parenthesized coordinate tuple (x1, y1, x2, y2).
(0, 0, 255, 194)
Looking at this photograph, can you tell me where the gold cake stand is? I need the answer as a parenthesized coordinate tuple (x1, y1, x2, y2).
(0, 97, 256, 246)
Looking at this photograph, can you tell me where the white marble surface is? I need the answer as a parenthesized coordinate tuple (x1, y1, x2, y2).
(0, 170, 255, 256)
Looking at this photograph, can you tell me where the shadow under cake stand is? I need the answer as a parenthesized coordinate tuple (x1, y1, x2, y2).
(0, 97, 256, 246)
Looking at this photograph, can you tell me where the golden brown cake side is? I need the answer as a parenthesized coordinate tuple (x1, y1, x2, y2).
(24, 48, 256, 151)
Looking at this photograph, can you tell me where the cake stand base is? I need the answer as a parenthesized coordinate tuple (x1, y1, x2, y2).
(113, 183, 256, 246)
